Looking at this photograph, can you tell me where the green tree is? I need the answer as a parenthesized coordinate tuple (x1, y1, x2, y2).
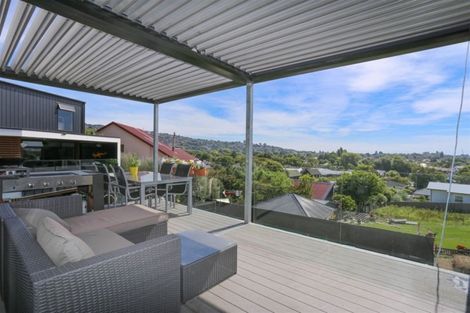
(390, 156, 413, 174)
(339, 152, 360, 169)
(455, 166, 470, 184)
(385, 170, 410, 185)
(336, 170, 387, 211)
(410, 167, 446, 189)
(356, 163, 375, 172)
(374, 157, 392, 171)
(194, 176, 210, 202)
(253, 168, 292, 202)
(85, 127, 96, 135)
(209, 177, 224, 199)
(294, 174, 315, 198)
(332, 194, 356, 211)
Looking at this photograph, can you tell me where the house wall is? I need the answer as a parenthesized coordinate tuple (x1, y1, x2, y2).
(0, 81, 85, 134)
(430, 190, 470, 203)
(97, 124, 164, 161)
(97, 124, 152, 160)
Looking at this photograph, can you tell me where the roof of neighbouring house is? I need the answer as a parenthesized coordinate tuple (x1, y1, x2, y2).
(385, 180, 408, 189)
(97, 122, 195, 161)
(413, 188, 431, 197)
(304, 168, 346, 176)
(311, 182, 335, 200)
(286, 169, 302, 179)
(254, 193, 335, 220)
(427, 182, 470, 195)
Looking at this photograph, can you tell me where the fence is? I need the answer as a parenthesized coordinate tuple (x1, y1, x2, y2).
(435, 247, 470, 256)
(254, 208, 435, 265)
(195, 201, 244, 220)
(195, 201, 436, 264)
(391, 201, 470, 213)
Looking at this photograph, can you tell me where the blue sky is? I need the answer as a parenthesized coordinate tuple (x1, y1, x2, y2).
(1, 41, 469, 154)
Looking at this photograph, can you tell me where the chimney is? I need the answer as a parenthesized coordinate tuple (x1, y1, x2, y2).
(172, 132, 176, 151)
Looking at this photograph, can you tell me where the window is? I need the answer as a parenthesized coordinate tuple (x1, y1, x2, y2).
(454, 195, 463, 203)
(57, 103, 75, 132)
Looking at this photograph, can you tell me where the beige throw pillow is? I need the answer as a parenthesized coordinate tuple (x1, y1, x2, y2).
(37, 217, 94, 266)
(14, 208, 71, 236)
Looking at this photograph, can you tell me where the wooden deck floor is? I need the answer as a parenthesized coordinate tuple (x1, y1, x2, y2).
(168, 208, 469, 313)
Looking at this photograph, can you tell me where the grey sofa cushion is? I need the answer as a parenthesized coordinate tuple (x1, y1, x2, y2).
(77, 228, 134, 255)
(37, 217, 95, 266)
(14, 207, 71, 236)
(65, 204, 168, 235)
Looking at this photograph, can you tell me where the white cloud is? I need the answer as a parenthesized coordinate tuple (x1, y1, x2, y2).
(346, 54, 445, 93)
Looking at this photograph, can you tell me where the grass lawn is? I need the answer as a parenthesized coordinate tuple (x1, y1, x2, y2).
(363, 221, 470, 249)
(361, 206, 470, 249)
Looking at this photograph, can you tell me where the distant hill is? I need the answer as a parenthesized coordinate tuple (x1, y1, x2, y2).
(156, 132, 303, 155)
(86, 123, 300, 154)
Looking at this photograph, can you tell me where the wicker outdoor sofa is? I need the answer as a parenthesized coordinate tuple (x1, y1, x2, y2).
(0, 195, 237, 313)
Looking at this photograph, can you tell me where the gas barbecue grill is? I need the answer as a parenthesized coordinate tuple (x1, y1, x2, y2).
(0, 166, 104, 210)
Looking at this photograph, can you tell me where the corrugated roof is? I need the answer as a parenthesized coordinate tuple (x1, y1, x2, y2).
(1, 0, 469, 103)
(427, 182, 470, 195)
(98, 121, 195, 161)
(311, 182, 334, 200)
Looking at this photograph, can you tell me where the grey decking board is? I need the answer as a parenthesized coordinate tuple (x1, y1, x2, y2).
(229, 226, 464, 311)
(235, 243, 440, 313)
(185, 296, 234, 313)
(229, 274, 326, 313)
(168, 206, 242, 233)
(209, 285, 273, 313)
(220, 279, 300, 313)
(198, 292, 247, 313)
(172, 209, 468, 313)
(230, 225, 464, 308)
(237, 249, 428, 313)
(242, 225, 436, 281)
(234, 262, 375, 313)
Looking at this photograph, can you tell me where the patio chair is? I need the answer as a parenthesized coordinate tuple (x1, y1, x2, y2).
(94, 162, 116, 206)
(160, 162, 174, 175)
(148, 162, 174, 208)
(112, 165, 141, 205)
(166, 164, 192, 211)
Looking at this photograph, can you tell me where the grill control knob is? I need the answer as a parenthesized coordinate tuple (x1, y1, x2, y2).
(57, 180, 64, 186)
(43, 182, 49, 187)
(70, 180, 77, 185)
(27, 183, 34, 188)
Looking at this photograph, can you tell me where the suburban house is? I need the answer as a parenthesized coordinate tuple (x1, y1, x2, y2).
(254, 193, 335, 220)
(97, 122, 195, 162)
(0, 80, 120, 167)
(303, 167, 347, 177)
(413, 188, 431, 200)
(427, 182, 470, 203)
(385, 179, 408, 190)
(311, 181, 335, 202)
(285, 168, 302, 180)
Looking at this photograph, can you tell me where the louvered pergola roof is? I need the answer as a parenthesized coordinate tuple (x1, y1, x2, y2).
(1, 0, 470, 103)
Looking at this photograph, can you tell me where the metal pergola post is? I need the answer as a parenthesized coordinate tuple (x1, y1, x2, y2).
(153, 103, 159, 179)
(244, 82, 254, 224)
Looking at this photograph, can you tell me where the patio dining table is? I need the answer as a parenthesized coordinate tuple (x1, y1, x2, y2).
(126, 171, 193, 214)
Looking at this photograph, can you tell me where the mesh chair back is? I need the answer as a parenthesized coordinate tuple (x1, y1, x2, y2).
(174, 164, 191, 177)
(160, 162, 174, 175)
(170, 164, 192, 194)
(113, 165, 129, 194)
(95, 162, 110, 184)
(107, 164, 118, 183)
